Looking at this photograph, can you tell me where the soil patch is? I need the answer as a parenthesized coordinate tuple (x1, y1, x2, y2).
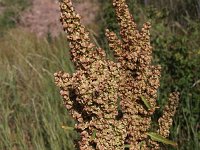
(20, 0, 100, 37)
(0, 3, 5, 14)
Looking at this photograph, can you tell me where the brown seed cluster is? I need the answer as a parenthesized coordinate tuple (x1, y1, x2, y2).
(158, 92, 179, 137)
(54, 0, 179, 149)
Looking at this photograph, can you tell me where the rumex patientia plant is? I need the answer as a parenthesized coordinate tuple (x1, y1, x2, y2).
(54, 0, 179, 149)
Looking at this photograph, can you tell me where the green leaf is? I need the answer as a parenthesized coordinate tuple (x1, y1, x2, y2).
(139, 141, 145, 149)
(91, 129, 97, 140)
(147, 132, 177, 147)
(124, 144, 130, 148)
(140, 96, 151, 109)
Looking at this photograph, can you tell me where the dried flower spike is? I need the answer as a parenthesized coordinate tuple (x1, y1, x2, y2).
(54, 0, 179, 149)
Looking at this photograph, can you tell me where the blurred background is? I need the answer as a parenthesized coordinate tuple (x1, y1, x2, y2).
(0, 0, 199, 149)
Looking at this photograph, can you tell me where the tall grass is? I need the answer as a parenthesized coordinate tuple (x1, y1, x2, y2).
(0, 29, 76, 150)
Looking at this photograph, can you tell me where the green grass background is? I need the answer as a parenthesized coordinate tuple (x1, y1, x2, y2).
(0, 29, 77, 150)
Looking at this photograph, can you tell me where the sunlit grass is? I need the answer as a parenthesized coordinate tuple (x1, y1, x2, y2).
(0, 29, 76, 150)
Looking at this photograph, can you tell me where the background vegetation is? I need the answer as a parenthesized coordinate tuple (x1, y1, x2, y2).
(0, 0, 199, 149)
(0, 0, 30, 36)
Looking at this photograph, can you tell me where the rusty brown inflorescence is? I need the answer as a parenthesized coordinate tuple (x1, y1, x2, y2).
(54, 0, 179, 149)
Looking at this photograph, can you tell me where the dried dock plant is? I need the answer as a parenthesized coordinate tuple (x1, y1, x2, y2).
(54, 0, 179, 149)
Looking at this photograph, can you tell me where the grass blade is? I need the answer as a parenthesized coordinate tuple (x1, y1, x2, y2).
(147, 132, 177, 147)
(140, 96, 151, 109)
